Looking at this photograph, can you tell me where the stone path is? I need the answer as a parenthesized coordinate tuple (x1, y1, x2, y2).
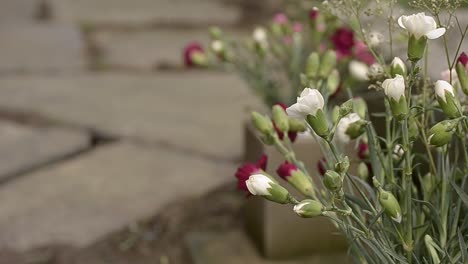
(0, 0, 269, 257)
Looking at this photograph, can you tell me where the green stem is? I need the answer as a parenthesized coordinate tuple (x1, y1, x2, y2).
(401, 119, 413, 262)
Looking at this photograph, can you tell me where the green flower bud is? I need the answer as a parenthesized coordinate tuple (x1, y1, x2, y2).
(408, 117, 419, 141)
(293, 199, 324, 218)
(352, 97, 368, 119)
(334, 156, 350, 174)
(421, 173, 434, 197)
(277, 162, 315, 197)
(306, 52, 320, 79)
(390, 57, 407, 77)
(251, 112, 274, 135)
(434, 80, 461, 119)
(339, 99, 353, 117)
(345, 119, 368, 140)
(272, 105, 289, 132)
(191, 52, 208, 66)
(327, 69, 340, 95)
(428, 120, 457, 147)
(357, 162, 369, 181)
(288, 118, 307, 132)
(306, 109, 329, 137)
(382, 75, 408, 121)
(408, 35, 427, 62)
(378, 189, 402, 223)
(331, 106, 340, 124)
(319, 50, 337, 77)
(323, 170, 342, 192)
(209, 26, 223, 40)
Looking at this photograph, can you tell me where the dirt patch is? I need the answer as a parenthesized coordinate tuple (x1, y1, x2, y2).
(0, 183, 245, 264)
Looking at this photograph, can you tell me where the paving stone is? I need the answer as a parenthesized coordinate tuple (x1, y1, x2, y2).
(0, 23, 86, 73)
(49, 0, 241, 26)
(0, 0, 42, 23)
(0, 73, 263, 160)
(92, 29, 247, 70)
(0, 121, 89, 183)
(0, 142, 235, 251)
(186, 230, 351, 264)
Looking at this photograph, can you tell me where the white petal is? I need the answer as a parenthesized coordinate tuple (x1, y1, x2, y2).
(246, 174, 273, 196)
(425, 28, 446, 39)
(397, 16, 406, 29)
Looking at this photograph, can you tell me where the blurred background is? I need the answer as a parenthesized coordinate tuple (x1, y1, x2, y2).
(0, 0, 466, 263)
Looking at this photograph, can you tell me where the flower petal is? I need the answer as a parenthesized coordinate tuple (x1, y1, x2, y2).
(397, 16, 406, 29)
(425, 28, 446, 39)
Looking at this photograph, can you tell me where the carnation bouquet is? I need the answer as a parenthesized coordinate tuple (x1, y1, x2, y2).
(234, 0, 468, 263)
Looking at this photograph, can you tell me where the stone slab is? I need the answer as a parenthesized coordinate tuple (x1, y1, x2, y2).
(49, 0, 241, 26)
(0, 73, 263, 161)
(0, 142, 235, 251)
(92, 29, 246, 70)
(0, 121, 89, 183)
(0, 0, 42, 23)
(186, 230, 351, 264)
(0, 23, 86, 73)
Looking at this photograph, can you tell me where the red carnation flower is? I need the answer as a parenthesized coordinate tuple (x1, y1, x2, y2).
(183, 42, 204, 67)
(458, 52, 468, 67)
(276, 161, 298, 180)
(358, 142, 369, 159)
(331, 28, 355, 57)
(354, 41, 376, 66)
(234, 154, 268, 192)
(317, 158, 327, 176)
(309, 7, 319, 20)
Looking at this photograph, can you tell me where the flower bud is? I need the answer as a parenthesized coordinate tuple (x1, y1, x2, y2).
(251, 112, 274, 135)
(456, 52, 468, 95)
(390, 57, 407, 77)
(408, 117, 419, 141)
(428, 120, 457, 147)
(339, 99, 353, 117)
(183, 42, 206, 67)
(306, 52, 320, 79)
(319, 50, 337, 78)
(323, 170, 342, 192)
(306, 109, 329, 137)
(392, 144, 404, 160)
(272, 105, 289, 132)
(246, 174, 290, 204)
(378, 189, 402, 223)
(353, 97, 367, 119)
(349, 60, 369, 81)
(327, 69, 340, 95)
(434, 80, 461, 118)
(294, 199, 324, 218)
(331, 106, 340, 124)
(317, 158, 327, 176)
(288, 118, 307, 132)
(209, 26, 223, 40)
(345, 119, 368, 140)
(277, 162, 315, 197)
(334, 156, 350, 174)
(252, 27, 268, 56)
(357, 162, 369, 181)
(357, 142, 369, 159)
(382, 75, 408, 121)
(336, 113, 361, 144)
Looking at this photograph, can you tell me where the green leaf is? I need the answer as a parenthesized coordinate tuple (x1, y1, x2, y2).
(458, 229, 467, 263)
(450, 181, 468, 208)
